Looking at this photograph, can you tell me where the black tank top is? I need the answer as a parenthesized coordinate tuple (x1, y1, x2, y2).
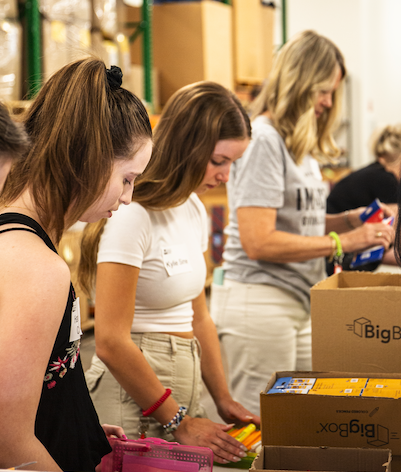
(0, 213, 111, 471)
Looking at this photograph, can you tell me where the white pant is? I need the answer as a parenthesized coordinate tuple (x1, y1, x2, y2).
(210, 279, 311, 415)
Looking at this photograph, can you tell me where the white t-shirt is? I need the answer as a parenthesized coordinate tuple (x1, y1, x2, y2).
(97, 193, 208, 332)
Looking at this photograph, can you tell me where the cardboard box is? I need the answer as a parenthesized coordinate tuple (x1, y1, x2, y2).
(0, 0, 18, 19)
(152, 1, 234, 106)
(233, 0, 274, 85)
(261, 371, 401, 455)
(311, 272, 401, 373)
(125, 64, 160, 113)
(250, 445, 391, 472)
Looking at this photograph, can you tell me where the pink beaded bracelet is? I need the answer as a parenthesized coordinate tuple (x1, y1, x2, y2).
(142, 388, 172, 417)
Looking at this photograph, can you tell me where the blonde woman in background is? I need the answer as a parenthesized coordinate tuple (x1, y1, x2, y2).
(210, 31, 395, 415)
(326, 124, 401, 272)
(327, 124, 401, 213)
(80, 82, 260, 466)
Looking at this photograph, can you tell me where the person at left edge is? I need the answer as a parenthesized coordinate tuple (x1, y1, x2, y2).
(0, 59, 153, 471)
(0, 102, 29, 192)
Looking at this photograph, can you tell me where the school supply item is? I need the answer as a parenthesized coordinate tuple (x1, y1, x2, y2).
(266, 376, 401, 398)
(267, 377, 316, 393)
(101, 437, 213, 472)
(350, 199, 393, 268)
(359, 198, 384, 223)
(219, 425, 261, 469)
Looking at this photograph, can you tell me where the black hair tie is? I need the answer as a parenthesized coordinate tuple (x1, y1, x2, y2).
(106, 65, 123, 91)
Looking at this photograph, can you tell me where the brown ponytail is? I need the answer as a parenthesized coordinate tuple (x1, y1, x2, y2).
(1, 57, 152, 243)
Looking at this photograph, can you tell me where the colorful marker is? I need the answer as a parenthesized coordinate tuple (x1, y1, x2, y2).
(235, 423, 256, 442)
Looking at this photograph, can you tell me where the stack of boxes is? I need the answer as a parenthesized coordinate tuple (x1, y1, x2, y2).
(41, 0, 92, 81)
(255, 271, 401, 471)
(0, 0, 21, 101)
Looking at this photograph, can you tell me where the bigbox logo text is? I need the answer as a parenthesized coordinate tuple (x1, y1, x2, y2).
(318, 419, 390, 447)
(346, 317, 401, 343)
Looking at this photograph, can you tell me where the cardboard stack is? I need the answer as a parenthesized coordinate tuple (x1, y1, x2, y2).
(256, 271, 401, 471)
(0, 0, 21, 101)
(41, 0, 92, 80)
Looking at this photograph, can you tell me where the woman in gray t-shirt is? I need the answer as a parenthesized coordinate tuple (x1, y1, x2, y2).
(210, 30, 394, 416)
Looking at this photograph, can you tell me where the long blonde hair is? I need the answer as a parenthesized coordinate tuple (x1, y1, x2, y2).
(251, 30, 346, 164)
(78, 81, 251, 296)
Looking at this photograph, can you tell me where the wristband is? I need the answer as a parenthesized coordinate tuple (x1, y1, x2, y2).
(142, 388, 172, 417)
(328, 235, 337, 261)
(329, 231, 344, 273)
(162, 406, 187, 433)
(329, 231, 342, 257)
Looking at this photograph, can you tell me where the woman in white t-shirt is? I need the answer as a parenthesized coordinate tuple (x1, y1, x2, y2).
(210, 30, 395, 415)
(80, 81, 259, 465)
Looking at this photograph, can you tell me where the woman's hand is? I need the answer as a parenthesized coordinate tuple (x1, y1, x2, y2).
(346, 202, 396, 228)
(101, 424, 127, 439)
(172, 416, 248, 464)
(340, 221, 394, 253)
(215, 398, 260, 428)
(381, 202, 397, 219)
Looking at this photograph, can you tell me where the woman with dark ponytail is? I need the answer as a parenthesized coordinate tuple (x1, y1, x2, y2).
(0, 58, 152, 471)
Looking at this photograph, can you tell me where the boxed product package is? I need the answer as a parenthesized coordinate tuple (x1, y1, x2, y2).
(218, 424, 260, 469)
(260, 371, 401, 455)
(311, 272, 401, 373)
(101, 437, 213, 472)
(349, 199, 393, 269)
(250, 445, 391, 472)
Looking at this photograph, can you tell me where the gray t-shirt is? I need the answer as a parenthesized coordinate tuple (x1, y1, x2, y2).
(223, 115, 327, 312)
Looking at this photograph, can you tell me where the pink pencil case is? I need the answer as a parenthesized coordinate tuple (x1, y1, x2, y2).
(101, 437, 214, 472)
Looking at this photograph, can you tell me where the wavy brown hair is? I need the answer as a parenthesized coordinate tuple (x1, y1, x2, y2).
(79, 80, 251, 296)
(134, 80, 251, 209)
(0, 57, 152, 243)
(251, 30, 346, 164)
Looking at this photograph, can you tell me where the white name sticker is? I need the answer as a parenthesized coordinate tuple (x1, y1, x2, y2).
(162, 244, 193, 276)
(69, 297, 83, 342)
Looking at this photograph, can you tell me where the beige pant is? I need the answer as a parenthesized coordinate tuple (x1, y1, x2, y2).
(85, 332, 206, 440)
(210, 279, 312, 416)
